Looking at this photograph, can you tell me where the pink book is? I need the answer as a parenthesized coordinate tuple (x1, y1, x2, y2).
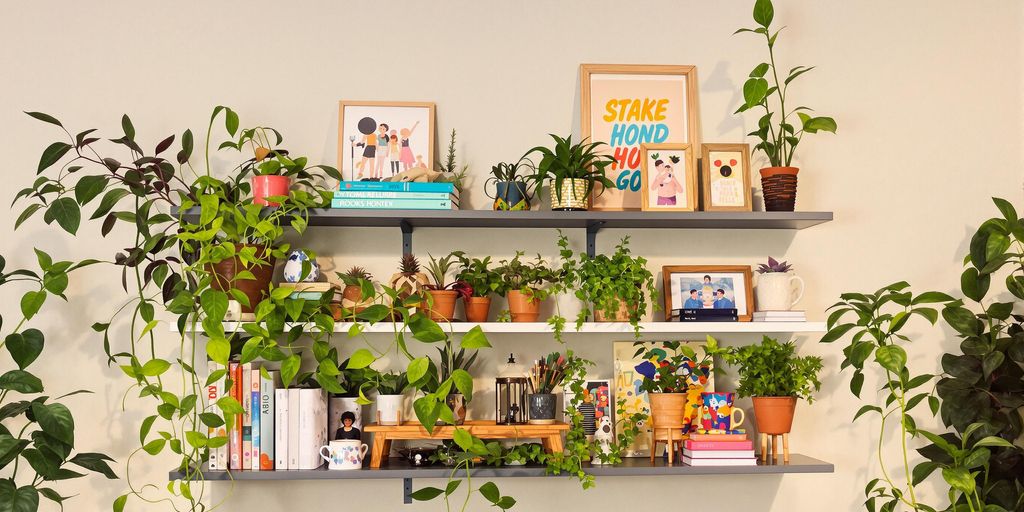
(685, 440, 754, 450)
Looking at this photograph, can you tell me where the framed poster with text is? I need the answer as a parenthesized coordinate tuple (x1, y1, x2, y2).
(581, 64, 701, 211)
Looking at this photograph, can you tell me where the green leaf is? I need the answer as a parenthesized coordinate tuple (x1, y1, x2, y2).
(113, 494, 128, 512)
(139, 415, 156, 444)
(460, 326, 491, 349)
(801, 116, 838, 134)
(74, 175, 107, 205)
(912, 291, 955, 304)
(217, 396, 244, 414)
(0, 480, 39, 512)
(20, 290, 46, 320)
(444, 479, 461, 496)
(280, 354, 301, 387)
(941, 467, 975, 493)
(408, 486, 444, 501)
(820, 323, 855, 343)
(408, 315, 445, 343)
(0, 434, 29, 470)
(853, 405, 882, 421)
(912, 461, 938, 485)
(412, 397, 440, 431)
(200, 289, 229, 322)
(992, 197, 1017, 223)
(0, 370, 43, 393)
(225, 109, 239, 136)
(850, 371, 864, 397)
(206, 337, 230, 366)
(743, 78, 769, 108)
(14, 204, 43, 229)
(407, 357, 429, 386)
(70, 452, 118, 479)
(346, 349, 376, 370)
(43, 196, 81, 234)
(25, 111, 63, 127)
(874, 345, 907, 373)
(451, 369, 474, 398)
(38, 142, 72, 173)
(140, 359, 171, 377)
(90, 188, 129, 220)
(982, 351, 1005, 377)
(32, 402, 74, 445)
(6, 329, 44, 370)
(142, 438, 165, 455)
(974, 436, 1015, 448)
(749, 63, 770, 78)
(752, 0, 774, 27)
(452, 428, 474, 451)
(478, 481, 500, 504)
(198, 194, 219, 226)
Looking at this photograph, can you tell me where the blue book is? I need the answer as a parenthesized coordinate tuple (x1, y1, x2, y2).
(333, 190, 455, 200)
(331, 197, 456, 210)
(338, 181, 455, 193)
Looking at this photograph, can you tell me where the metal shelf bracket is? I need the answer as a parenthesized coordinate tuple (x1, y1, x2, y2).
(585, 221, 606, 258)
(403, 477, 413, 504)
(400, 220, 413, 255)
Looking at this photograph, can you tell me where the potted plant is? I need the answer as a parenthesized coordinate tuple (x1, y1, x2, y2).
(413, 336, 480, 425)
(423, 252, 470, 321)
(735, 0, 837, 211)
(557, 232, 658, 336)
(634, 340, 717, 434)
(330, 361, 379, 438)
(389, 253, 430, 302)
(455, 255, 504, 322)
(525, 134, 615, 211)
(485, 158, 535, 211)
(226, 125, 342, 206)
(373, 371, 410, 425)
(721, 336, 822, 435)
(527, 352, 575, 424)
(755, 256, 805, 311)
(493, 252, 559, 322)
(336, 267, 375, 319)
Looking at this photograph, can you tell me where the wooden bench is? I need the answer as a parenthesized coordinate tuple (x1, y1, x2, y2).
(363, 421, 569, 468)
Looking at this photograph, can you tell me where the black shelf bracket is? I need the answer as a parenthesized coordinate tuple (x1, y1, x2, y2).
(403, 477, 413, 504)
(585, 221, 606, 258)
(400, 220, 413, 255)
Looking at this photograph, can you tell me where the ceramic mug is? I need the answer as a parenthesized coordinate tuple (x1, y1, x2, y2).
(320, 439, 368, 470)
(700, 392, 745, 431)
(755, 273, 805, 311)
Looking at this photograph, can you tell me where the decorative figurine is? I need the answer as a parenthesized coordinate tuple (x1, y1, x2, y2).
(334, 411, 362, 441)
(283, 250, 320, 283)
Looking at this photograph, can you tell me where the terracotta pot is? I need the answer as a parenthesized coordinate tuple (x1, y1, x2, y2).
(251, 175, 291, 206)
(752, 396, 797, 434)
(330, 302, 343, 321)
(648, 392, 688, 429)
(759, 166, 799, 212)
(550, 178, 589, 211)
(507, 290, 541, 322)
(593, 300, 638, 322)
(341, 284, 372, 315)
(207, 245, 276, 314)
(426, 290, 458, 321)
(464, 296, 491, 323)
(445, 394, 467, 425)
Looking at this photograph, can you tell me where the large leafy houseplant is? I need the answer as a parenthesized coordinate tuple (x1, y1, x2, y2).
(0, 253, 117, 511)
(722, 336, 822, 401)
(556, 232, 658, 337)
(525, 134, 614, 210)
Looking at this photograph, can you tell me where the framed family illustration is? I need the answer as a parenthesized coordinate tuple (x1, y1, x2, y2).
(337, 101, 436, 182)
(640, 143, 697, 211)
(700, 143, 752, 211)
(580, 64, 702, 211)
(662, 265, 754, 321)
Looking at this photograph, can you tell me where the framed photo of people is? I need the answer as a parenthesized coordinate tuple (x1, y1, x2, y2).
(337, 101, 436, 182)
(640, 143, 697, 211)
(580, 64, 702, 211)
(700, 143, 752, 211)
(662, 265, 754, 321)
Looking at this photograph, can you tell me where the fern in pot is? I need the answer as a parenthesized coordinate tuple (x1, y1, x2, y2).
(525, 134, 615, 211)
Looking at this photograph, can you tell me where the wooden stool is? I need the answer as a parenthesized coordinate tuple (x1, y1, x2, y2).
(759, 432, 790, 463)
(649, 425, 686, 465)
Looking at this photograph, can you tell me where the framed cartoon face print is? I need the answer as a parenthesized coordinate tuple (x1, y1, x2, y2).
(700, 143, 752, 211)
(640, 143, 697, 212)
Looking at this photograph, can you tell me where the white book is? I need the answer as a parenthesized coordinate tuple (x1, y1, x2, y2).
(682, 456, 757, 466)
(753, 310, 806, 318)
(274, 389, 289, 470)
(241, 363, 253, 470)
(259, 371, 278, 470)
(287, 388, 301, 470)
(297, 389, 328, 470)
(250, 369, 261, 471)
(682, 449, 756, 459)
(206, 363, 228, 470)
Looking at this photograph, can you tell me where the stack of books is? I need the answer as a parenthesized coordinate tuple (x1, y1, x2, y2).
(278, 282, 334, 301)
(332, 181, 458, 210)
(682, 430, 756, 466)
(675, 308, 738, 322)
(752, 310, 806, 322)
(207, 363, 328, 471)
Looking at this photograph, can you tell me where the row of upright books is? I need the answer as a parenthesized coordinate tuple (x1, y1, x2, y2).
(206, 363, 327, 471)
(331, 181, 459, 210)
(681, 431, 756, 466)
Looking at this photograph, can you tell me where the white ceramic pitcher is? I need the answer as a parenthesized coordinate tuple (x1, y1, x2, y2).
(755, 273, 805, 311)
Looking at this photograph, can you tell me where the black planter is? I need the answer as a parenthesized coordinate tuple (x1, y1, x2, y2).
(528, 393, 556, 424)
(493, 181, 531, 211)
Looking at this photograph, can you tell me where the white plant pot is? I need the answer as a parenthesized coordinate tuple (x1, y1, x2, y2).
(375, 394, 406, 425)
(329, 396, 364, 440)
(755, 273, 805, 311)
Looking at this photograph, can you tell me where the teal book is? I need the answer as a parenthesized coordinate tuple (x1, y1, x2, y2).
(337, 181, 455, 193)
(331, 197, 456, 210)
(333, 190, 455, 200)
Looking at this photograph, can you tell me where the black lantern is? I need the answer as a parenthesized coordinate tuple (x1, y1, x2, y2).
(495, 354, 528, 425)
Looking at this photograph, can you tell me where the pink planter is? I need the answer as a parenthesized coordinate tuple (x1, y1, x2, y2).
(251, 175, 291, 206)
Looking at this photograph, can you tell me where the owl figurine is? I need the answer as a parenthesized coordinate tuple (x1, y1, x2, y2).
(282, 250, 320, 283)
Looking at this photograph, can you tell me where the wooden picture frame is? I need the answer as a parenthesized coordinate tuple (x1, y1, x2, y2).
(337, 100, 436, 182)
(580, 64, 702, 211)
(640, 143, 697, 212)
(661, 265, 754, 321)
(700, 143, 752, 211)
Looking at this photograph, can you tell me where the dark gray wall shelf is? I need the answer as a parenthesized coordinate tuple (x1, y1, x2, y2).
(173, 208, 833, 256)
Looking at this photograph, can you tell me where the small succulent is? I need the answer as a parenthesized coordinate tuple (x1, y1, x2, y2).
(343, 266, 373, 280)
(399, 253, 422, 274)
(757, 256, 793, 274)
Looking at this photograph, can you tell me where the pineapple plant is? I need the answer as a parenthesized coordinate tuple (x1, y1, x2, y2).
(389, 254, 430, 302)
(337, 266, 375, 316)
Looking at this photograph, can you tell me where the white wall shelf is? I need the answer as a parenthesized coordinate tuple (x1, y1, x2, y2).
(172, 321, 825, 334)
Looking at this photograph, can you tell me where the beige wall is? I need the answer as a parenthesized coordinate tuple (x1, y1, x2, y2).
(1, 1, 1022, 510)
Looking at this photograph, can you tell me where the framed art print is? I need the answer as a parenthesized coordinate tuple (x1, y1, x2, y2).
(580, 64, 702, 211)
(662, 265, 754, 321)
(700, 143, 752, 211)
(640, 143, 697, 212)
(337, 101, 435, 182)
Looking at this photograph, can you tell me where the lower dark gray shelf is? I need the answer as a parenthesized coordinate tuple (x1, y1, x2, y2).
(169, 454, 833, 481)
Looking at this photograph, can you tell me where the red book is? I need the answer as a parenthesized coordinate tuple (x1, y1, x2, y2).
(687, 433, 748, 442)
(228, 362, 242, 471)
(685, 440, 754, 450)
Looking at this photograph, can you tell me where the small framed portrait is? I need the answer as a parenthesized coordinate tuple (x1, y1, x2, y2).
(337, 101, 436, 182)
(700, 143, 752, 211)
(662, 265, 754, 321)
(640, 143, 698, 212)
